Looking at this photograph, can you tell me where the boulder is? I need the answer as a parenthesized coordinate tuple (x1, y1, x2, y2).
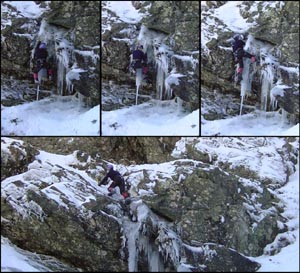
(183, 243, 261, 272)
(143, 163, 280, 256)
(1, 189, 127, 271)
(1, 138, 39, 181)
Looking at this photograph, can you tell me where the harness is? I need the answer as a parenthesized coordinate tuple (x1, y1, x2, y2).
(131, 59, 143, 69)
(234, 48, 243, 57)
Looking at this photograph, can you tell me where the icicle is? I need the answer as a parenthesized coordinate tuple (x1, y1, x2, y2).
(135, 85, 139, 105)
(259, 51, 279, 112)
(177, 97, 183, 113)
(156, 61, 164, 100)
(57, 58, 65, 96)
(239, 63, 247, 116)
(135, 68, 143, 105)
(240, 58, 252, 97)
(239, 34, 258, 115)
(154, 43, 169, 100)
(239, 94, 244, 115)
(239, 56, 256, 115)
(260, 63, 276, 111)
(66, 75, 74, 95)
(36, 84, 40, 101)
(164, 75, 174, 101)
(55, 39, 74, 96)
(260, 69, 269, 111)
(281, 108, 288, 125)
(154, 49, 168, 100)
(270, 91, 278, 111)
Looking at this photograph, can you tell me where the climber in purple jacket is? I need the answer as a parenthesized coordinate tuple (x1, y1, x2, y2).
(232, 34, 256, 82)
(131, 45, 148, 73)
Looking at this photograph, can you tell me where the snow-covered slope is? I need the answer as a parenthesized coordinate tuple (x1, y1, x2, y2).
(102, 100, 199, 136)
(1, 96, 100, 136)
(202, 111, 299, 136)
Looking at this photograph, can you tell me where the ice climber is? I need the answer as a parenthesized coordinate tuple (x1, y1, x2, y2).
(99, 164, 130, 199)
(33, 41, 53, 83)
(130, 45, 148, 75)
(232, 34, 256, 83)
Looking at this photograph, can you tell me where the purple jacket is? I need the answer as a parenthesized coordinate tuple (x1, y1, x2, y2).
(232, 40, 245, 53)
(101, 169, 122, 184)
(133, 49, 147, 62)
(34, 48, 48, 60)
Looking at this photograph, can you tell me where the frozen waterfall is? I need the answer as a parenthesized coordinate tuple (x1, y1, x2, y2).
(239, 34, 281, 115)
(33, 19, 75, 96)
(137, 25, 172, 101)
(239, 58, 253, 115)
(55, 38, 74, 96)
(154, 42, 170, 100)
(239, 34, 256, 115)
(259, 54, 278, 111)
(122, 200, 184, 272)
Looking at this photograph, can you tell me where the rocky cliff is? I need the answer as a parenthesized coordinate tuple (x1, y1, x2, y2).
(14, 136, 181, 164)
(201, 1, 299, 122)
(1, 137, 299, 271)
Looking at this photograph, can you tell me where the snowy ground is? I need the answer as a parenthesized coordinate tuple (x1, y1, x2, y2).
(201, 111, 299, 136)
(1, 0, 48, 20)
(102, 99, 199, 136)
(1, 95, 100, 136)
(105, 0, 143, 24)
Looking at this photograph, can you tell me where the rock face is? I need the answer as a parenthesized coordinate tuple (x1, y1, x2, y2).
(145, 1, 199, 52)
(243, 1, 299, 64)
(170, 54, 200, 111)
(183, 243, 260, 272)
(1, 17, 34, 79)
(16, 137, 180, 164)
(201, 1, 299, 122)
(1, 1, 100, 107)
(1, 137, 299, 272)
(1, 138, 39, 181)
(143, 164, 279, 256)
(102, 1, 199, 112)
(1, 178, 127, 272)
